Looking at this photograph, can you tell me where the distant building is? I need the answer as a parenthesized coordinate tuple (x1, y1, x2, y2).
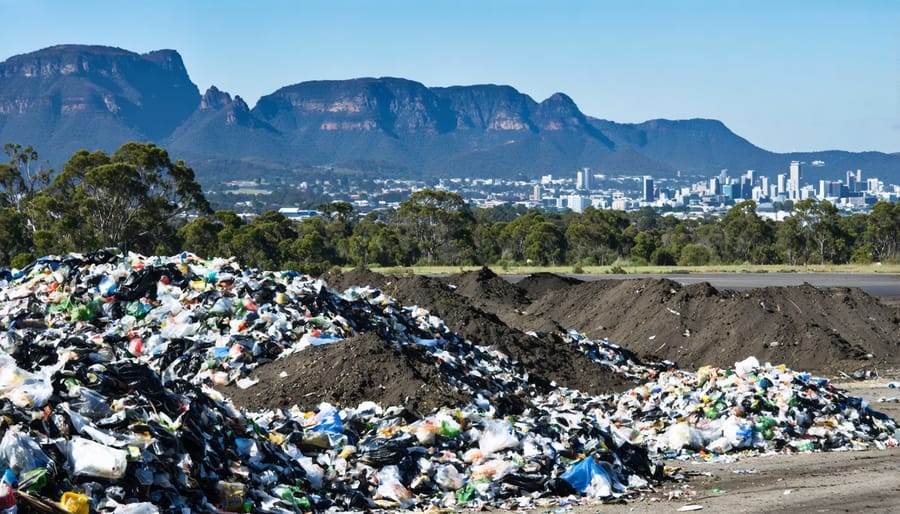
(567, 194, 590, 213)
(789, 161, 802, 199)
(576, 167, 592, 190)
(278, 208, 319, 222)
(643, 176, 655, 202)
(846, 170, 861, 192)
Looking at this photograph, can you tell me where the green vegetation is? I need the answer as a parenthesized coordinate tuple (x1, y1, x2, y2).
(2, 142, 900, 274)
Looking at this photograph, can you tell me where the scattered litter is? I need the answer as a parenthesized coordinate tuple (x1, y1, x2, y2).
(0, 251, 894, 512)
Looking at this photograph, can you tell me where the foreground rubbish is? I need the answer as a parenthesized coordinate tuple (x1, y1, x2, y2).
(0, 251, 894, 512)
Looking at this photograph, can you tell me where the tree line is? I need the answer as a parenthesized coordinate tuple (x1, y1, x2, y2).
(1, 142, 898, 272)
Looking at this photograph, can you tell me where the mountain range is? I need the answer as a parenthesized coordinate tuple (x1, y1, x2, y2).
(1, 44, 898, 185)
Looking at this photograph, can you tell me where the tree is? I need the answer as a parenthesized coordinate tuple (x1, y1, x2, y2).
(864, 201, 900, 263)
(776, 215, 806, 265)
(679, 243, 712, 266)
(395, 190, 475, 265)
(0, 207, 29, 265)
(629, 230, 659, 264)
(692, 223, 725, 263)
(523, 221, 565, 265)
(498, 210, 545, 263)
(178, 216, 223, 258)
(564, 207, 630, 265)
(318, 201, 354, 223)
(793, 199, 843, 264)
(1, 144, 52, 213)
(721, 200, 775, 264)
(228, 211, 296, 269)
(40, 142, 211, 254)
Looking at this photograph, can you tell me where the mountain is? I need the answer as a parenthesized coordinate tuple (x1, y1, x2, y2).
(1, 44, 898, 185)
(0, 45, 199, 163)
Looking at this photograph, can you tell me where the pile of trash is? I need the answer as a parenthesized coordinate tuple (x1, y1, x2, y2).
(0, 251, 895, 513)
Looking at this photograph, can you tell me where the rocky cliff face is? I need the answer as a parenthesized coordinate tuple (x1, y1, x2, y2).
(2, 45, 899, 183)
(0, 45, 199, 160)
(254, 77, 457, 136)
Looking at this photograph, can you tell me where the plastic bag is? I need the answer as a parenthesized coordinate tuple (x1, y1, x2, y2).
(734, 356, 761, 376)
(70, 387, 113, 419)
(471, 458, 517, 481)
(559, 456, 622, 498)
(375, 465, 413, 504)
(68, 437, 127, 479)
(478, 420, 519, 455)
(0, 429, 51, 475)
(664, 421, 703, 451)
(111, 502, 160, 513)
(310, 403, 344, 434)
(722, 416, 755, 449)
(434, 464, 464, 491)
(296, 456, 324, 489)
(9, 374, 53, 408)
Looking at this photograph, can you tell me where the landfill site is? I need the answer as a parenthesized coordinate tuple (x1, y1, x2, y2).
(0, 252, 898, 513)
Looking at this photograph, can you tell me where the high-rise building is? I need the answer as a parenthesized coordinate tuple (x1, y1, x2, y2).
(789, 161, 802, 199)
(576, 167, 592, 190)
(532, 184, 541, 201)
(777, 174, 786, 194)
(718, 169, 729, 184)
(845, 170, 855, 192)
(643, 176, 655, 202)
(746, 170, 757, 186)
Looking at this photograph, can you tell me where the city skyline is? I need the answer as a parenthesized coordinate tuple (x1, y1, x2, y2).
(1, 1, 898, 155)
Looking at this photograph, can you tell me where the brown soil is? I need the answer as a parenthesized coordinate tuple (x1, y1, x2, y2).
(515, 271, 584, 300)
(228, 268, 900, 415)
(517, 277, 900, 376)
(223, 331, 473, 414)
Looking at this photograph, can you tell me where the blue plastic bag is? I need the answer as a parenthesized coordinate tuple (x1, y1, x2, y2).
(559, 456, 615, 498)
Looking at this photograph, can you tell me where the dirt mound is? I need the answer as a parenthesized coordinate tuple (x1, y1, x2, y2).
(222, 331, 473, 413)
(442, 266, 530, 312)
(320, 267, 393, 292)
(516, 272, 584, 301)
(522, 277, 900, 376)
(379, 274, 633, 395)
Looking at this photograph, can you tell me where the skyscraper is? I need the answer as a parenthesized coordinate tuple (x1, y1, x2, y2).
(576, 167, 593, 191)
(643, 176, 655, 202)
(789, 161, 801, 199)
(846, 170, 856, 192)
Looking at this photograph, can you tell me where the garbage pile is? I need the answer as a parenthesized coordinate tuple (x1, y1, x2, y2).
(0, 251, 895, 513)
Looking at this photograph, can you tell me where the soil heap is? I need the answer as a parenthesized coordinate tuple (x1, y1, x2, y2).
(514, 276, 900, 376)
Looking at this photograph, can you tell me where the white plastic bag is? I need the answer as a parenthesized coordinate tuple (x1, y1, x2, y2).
(478, 420, 519, 456)
(69, 437, 127, 479)
(375, 465, 413, 503)
(434, 464, 464, 491)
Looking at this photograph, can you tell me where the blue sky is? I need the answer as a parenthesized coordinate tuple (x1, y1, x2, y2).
(1, 0, 898, 153)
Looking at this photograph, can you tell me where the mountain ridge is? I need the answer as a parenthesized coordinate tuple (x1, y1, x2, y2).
(1, 45, 897, 185)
